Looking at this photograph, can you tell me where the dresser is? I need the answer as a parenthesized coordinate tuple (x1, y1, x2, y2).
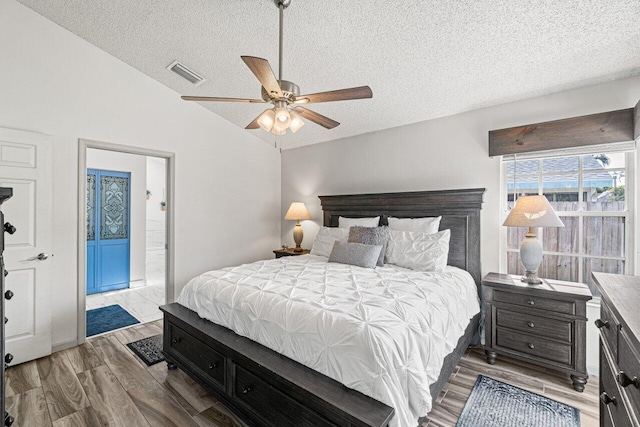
(482, 273, 592, 391)
(593, 273, 640, 427)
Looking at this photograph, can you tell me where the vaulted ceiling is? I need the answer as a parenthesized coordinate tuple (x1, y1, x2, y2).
(18, 0, 640, 149)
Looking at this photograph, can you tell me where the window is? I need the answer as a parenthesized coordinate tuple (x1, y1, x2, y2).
(503, 145, 634, 296)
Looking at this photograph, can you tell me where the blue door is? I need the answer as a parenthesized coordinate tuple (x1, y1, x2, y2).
(86, 169, 131, 295)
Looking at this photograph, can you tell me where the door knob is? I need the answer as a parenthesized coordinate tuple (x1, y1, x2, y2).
(26, 253, 49, 261)
(3, 222, 16, 234)
(4, 290, 13, 300)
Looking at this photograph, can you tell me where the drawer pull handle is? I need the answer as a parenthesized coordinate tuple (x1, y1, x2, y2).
(527, 300, 535, 306)
(527, 343, 535, 349)
(172, 338, 181, 344)
(617, 371, 640, 389)
(594, 319, 609, 329)
(599, 392, 616, 406)
(242, 386, 251, 395)
(527, 321, 535, 328)
(209, 362, 218, 370)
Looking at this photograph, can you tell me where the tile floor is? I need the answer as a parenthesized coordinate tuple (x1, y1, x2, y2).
(86, 283, 165, 325)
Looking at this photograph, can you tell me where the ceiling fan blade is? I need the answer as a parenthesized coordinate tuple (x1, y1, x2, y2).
(294, 86, 372, 104)
(245, 112, 263, 130)
(181, 96, 264, 103)
(241, 56, 283, 99)
(292, 107, 340, 129)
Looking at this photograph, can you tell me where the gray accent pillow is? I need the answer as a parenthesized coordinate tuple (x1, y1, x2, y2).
(328, 241, 382, 269)
(348, 226, 389, 266)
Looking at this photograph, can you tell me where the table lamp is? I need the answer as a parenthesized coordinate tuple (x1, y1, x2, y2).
(284, 202, 311, 252)
(503, 195, 564, 284)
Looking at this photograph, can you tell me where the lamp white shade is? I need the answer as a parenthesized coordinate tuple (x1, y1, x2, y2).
(284, 202, 311, 220)
(503, 195, 564, 228)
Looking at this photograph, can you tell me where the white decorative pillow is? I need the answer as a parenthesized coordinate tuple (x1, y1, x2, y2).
(310, 227, 350, 258)
(338, 216, 380, 229)
(387, 216, 442, 234)
(385, 229, 450, 272)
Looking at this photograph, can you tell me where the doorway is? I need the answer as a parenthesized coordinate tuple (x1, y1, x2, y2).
(78, 140, 174, 343)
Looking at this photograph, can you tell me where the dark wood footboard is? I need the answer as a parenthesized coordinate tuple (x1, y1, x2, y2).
(160, 302, 395, 427)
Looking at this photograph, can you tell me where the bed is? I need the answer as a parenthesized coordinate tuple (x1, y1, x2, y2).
(161, 188, 485, 427)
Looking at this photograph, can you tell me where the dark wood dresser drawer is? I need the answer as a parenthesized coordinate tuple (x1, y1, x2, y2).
(495, 327, 572, 366)
(618, 330, 640, 416)
(495, 308, 572, 342)
(494, 290, 575, 315)
(167, 323, 226, 389)
(600, 345, 634, 427)
(233, 364, 339, 427)
(598, 301, 621, 362)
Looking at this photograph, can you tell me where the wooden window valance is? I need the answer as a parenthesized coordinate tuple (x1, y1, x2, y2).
(489, 99, 639, 157)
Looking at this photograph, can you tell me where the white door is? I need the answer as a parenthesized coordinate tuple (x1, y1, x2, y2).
(0, 128, 52, 364)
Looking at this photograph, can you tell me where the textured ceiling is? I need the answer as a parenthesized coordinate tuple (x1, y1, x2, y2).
(17, 0, 640, 149)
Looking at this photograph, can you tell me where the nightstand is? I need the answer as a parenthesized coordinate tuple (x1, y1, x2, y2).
(273, 248, 311, 258)
(482, 272, 592, 391)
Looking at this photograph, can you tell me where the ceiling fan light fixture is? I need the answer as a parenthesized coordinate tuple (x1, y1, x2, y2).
(289, 111, 304, 133)
(257, 109, 276, 131)
(272, 121, 287, 135)
(275, 107, 291, 126)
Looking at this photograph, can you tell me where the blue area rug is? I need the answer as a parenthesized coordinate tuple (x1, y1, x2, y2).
(86, 304, 140, 337)
(456, 375, 580, 427)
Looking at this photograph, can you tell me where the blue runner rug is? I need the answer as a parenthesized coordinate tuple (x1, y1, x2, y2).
(86, 304, 140, 337)
(456, 375, 580, 427)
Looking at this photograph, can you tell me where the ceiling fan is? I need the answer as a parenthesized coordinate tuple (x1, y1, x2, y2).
(180, 0, 373, 135)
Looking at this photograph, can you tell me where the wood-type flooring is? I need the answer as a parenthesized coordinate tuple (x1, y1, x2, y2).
(5, 320, 598, 426)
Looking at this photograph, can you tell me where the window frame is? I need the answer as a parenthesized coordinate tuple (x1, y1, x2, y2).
(500, 148, 635, 288)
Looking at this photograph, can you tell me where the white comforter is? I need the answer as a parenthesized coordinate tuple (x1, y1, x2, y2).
(177, 255, 480, 427)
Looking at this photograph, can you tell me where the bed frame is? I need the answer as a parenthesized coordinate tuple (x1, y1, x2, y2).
(161, 188, 485, 427)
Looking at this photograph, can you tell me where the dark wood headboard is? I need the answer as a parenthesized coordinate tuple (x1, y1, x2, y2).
(318, 188, 485, 289)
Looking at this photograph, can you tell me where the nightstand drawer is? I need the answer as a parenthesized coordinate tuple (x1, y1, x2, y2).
(494, 290, 575, 315)
(495, 327, 572, 366)
(495, 308, 572, 343)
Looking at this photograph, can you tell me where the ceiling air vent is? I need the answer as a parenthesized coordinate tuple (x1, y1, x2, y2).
(167, 60, 206, 86)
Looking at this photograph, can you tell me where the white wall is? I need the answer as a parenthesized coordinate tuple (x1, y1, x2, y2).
(87, 148, 147, 283)
(281, 74, 640, 375)
(0, 0, 281, 348)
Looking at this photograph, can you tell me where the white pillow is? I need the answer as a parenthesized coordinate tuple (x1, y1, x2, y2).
(338, 216, 380, 228)
(385, 229, 450, 272)
(387, 216, 441, 234)
(310, 227, 350, 258)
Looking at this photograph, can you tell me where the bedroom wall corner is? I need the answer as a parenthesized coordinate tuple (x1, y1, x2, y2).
(0, 0, 282, 349)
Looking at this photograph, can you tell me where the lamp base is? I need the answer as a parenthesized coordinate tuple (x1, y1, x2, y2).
(521, 270, 543, 285)
(292, 221, 304, 252)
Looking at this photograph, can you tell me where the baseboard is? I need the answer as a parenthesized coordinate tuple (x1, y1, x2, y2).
(52, 338, 78, 353)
